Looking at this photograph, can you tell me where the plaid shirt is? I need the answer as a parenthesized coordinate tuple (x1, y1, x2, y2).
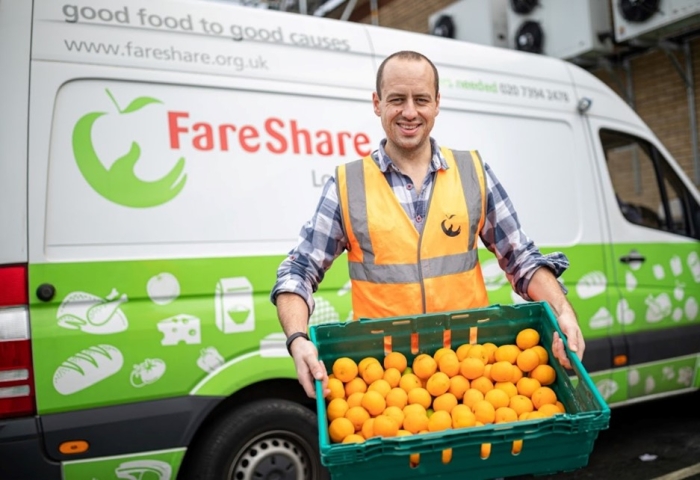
(271, 138, 569, 315)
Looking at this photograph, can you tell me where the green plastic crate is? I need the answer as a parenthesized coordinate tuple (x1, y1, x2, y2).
(310, 302, 610, 480)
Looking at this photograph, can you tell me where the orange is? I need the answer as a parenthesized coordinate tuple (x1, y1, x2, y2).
(347, 392, 364, 408)
(531, 386, 557, 409)
(482, 342, 498, 364)
(433, 347, 454, 364)
(556, 401, 566, 413)
(386, 387, 408, 409)
(428, 410, 452, 432)
(403, 410, 429, 434)
(368, 379, 391, 398)
(426, 372, 451, 397)
(460, 357, 485, 380)
(519, 412, 531, 421)
(527, 411, 546, 420)
(530, 365, 556, 386)
(344, 377, 367, 397)
(483, 364, 493, 381)
(361, 418, 376, 439)
(327, 398, 349, 422)
(413, 354, 438, 380)
(333, 357, 359, 383)
(538, 404, 561, 417)
(327, 378, 345, 400)
(383, 367, 402, 388)
(342, 433, 365, 444)
(358, 357, 380, 378)
(362, 361, 384, 384)
(472, 400, 496, 425)
(345, 406, 370, 432)
(466, 345, 489, 364)
(438, 351, 461, 377)
(516, 349, 540, 373)
(383, 405, 405, 429)
(484, 388, 510, 409)
(516, 328, 540, 350)
(531, 345, 549, 365)
(494, 345, 521, 364)
(462, 388, 484, 409)
(399, 373, 422, 393)
(480, 443, 491, 459)
(407, 387, 432, 409)
(448, 375, 470, 400)
(494, 381, 518, 398)
(455, 343, 473, 361)
(516, 377, 541, 398)
(361, 390, 386, 416)
(470, 376, 494, 395)
(494, 406, 518, 423)
(451, 405, 477, 428)
(373, 414, 399, 437)
(512, 439, 524, 455)
(509, 395, 534, 417)
(511, 366, 523, 383)
(490, 361, 515, 383)
(432, 393, 458, 413)
(383, 351, 408, 372)
(329, 417, 354, 443)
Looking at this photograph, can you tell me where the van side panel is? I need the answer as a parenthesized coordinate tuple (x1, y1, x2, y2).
(0, 0, 31, 264)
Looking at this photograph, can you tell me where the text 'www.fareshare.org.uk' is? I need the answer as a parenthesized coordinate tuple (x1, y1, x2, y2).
(63, 39, 269, 71)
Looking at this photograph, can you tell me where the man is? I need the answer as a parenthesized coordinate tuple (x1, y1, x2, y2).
(271, 50, 584, 399)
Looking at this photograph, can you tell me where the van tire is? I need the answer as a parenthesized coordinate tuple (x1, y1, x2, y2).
(179, 398, 329, 480)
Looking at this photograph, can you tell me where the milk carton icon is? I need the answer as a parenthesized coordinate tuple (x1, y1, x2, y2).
(215, 277, 255, 333)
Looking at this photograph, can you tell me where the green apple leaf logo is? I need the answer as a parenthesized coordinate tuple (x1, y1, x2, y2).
(72, 89, 186, 208)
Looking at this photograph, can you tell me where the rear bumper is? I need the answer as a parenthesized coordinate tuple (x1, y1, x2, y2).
(0, 416, 61, 480)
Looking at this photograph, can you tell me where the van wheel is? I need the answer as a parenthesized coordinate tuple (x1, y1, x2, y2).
(180, 398, 329, 480)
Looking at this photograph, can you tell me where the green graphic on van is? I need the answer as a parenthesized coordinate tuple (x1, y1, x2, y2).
(71, 89, 187, 208)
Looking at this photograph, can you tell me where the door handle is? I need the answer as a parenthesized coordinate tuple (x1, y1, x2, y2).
(620, 251, 646, 264)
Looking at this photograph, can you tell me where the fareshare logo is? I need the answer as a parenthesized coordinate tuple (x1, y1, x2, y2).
(71, 89, 186, 208)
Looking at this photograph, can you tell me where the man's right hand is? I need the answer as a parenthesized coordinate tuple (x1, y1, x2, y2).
(289, 336, 329, 399)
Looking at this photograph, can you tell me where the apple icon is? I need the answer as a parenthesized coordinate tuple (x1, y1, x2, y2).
(72, 88, 186, 208)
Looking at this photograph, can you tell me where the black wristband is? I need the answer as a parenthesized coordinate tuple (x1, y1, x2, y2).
(285, 332, 309, 356)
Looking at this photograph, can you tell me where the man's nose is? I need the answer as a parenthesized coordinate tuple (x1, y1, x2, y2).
(402, 99, 417, 118)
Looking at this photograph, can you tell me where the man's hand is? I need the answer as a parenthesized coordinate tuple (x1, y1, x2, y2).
(552, 310, 585, 370)
(290, 337, 329, 399)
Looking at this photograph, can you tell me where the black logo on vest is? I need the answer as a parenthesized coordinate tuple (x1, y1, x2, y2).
(441, 214, 461, 237)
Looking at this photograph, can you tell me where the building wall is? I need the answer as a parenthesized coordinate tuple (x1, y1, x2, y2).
(354, 1, 700, 187)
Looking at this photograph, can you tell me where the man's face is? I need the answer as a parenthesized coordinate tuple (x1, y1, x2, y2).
(373, 58, 440, 157)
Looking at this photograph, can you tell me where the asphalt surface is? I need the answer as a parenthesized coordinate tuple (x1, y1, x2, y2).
(522, 390, 700, 480)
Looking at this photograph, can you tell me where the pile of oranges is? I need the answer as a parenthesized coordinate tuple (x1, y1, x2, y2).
(325, 328, 566, 445)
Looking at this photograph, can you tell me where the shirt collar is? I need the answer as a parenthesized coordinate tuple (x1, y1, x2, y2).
(372, 138, 449, 173)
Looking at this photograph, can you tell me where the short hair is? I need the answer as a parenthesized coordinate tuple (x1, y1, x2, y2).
(375, 51, 439, 100)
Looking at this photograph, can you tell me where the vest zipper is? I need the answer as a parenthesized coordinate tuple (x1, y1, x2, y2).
(417, 173, 438, 314)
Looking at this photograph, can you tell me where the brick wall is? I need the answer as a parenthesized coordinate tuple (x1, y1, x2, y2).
(354, 2, 700, 187)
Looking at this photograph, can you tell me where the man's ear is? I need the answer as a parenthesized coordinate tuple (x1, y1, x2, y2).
(372, 91, 381, 117)
(435, 92, 441, 116)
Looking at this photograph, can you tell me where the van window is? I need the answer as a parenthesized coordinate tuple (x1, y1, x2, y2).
(599, 129, 700, 240)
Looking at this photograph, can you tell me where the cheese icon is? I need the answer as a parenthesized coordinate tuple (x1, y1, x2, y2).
(157, 314, 201, 346)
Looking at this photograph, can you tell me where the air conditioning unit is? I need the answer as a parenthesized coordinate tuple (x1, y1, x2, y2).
(612, 0, 700, 43)
(429, 0, 509, 49)
(506, 0, 614, 60)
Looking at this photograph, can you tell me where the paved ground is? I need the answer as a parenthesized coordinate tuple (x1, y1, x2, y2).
(524, 390, 700, 480)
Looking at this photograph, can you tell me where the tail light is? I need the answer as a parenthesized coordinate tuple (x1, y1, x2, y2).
(0, 264, 36, 418)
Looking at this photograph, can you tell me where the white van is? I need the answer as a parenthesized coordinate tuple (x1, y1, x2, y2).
(1, 0, 699, 478)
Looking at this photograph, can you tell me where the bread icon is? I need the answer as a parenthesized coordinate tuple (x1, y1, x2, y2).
(53, 345, 123, 395)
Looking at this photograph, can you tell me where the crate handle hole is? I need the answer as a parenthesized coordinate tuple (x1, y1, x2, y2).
(409, 453, 420, 468)
(383, 335, 392, 355)
(512, 439, 523, 455)
(442, 448, 452, 464)
(480, 443, 491, 460)
(411, 332, 419, 355)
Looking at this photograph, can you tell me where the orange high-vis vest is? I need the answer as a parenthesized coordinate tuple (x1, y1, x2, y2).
(335, 147, 490, 320)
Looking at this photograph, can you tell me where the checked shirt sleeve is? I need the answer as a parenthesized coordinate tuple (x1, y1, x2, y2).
(270, 177, 347, 316)
(479, 163, 569, 301)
